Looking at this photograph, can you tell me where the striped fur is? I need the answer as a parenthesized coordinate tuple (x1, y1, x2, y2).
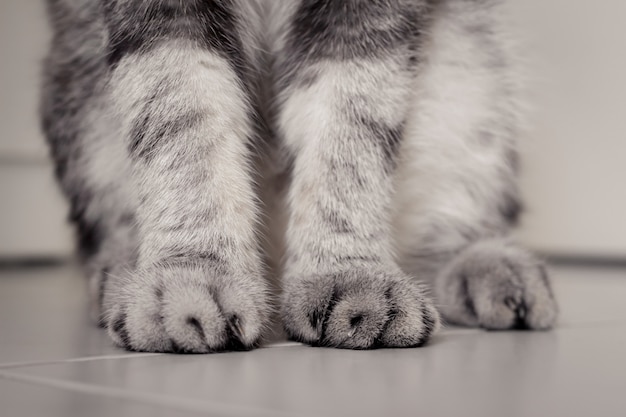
(41, 0, 557, 353)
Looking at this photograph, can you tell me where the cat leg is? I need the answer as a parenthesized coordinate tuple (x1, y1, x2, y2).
(393, 0, 558, 330)
(42, 0, 137, 326)
(272, 1, 440, 349)
(98, 0, 271, 352)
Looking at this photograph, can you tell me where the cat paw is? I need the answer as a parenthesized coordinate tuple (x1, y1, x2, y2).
(85, 243, 137, 327)
(87, 260, 131, 327)
(103, 263, 271, 353)
(435, 240, 558, 330)
(282, 268, 440, 349)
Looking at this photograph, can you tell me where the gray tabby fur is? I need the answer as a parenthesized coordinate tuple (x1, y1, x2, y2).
(41, 0, 558, 353)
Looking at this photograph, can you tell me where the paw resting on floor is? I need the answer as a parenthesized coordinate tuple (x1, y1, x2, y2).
(282, 268, 440, 349)
(435, 240, 558, 330)
(103, 262, 271, 353)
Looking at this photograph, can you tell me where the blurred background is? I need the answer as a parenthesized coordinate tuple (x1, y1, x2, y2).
(1, 1, 625, 262)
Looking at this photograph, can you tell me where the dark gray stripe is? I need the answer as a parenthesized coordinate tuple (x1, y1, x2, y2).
(287, 0, 422, 61)
(129, 102, 205, 162)
(278, 0, 426, 90)
(103, 0, 249, 83)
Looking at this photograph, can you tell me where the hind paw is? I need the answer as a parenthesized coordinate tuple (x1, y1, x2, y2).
(436, 240, 558, 330)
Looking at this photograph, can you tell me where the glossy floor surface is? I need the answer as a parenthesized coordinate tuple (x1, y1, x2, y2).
(1, 263, 625, 417)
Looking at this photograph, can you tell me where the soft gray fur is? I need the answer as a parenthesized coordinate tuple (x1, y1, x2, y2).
(41, 0, 557, 353)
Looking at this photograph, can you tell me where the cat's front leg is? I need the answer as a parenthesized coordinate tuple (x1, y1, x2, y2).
(274, 1, 439, 349)
(101, 1, 270, 353)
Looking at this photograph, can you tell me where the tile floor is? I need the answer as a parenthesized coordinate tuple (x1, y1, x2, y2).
(1, 262, 625, 417)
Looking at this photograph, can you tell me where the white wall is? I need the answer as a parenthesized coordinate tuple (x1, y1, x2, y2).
(0, 1, 73, 258)
(0, 1, 625, 258)
(508, 0, 626, 257)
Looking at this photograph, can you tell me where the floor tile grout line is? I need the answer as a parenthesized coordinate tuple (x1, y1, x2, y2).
(0, 370, 321, 417)
(2, 320, 625, 370)
(0, 343, 305, 370)
(0, 353, 163, 370)
(1, 319, 623, 369)
(263, 341, 304, 348)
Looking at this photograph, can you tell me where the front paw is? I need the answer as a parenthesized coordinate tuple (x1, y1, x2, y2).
(436, 240, 558, 330)
(282, 268, 439, 349)
(103, 263, 271, 353)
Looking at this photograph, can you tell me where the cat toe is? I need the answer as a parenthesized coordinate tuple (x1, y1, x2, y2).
(282, 268, 439, 349)
(436, 240, 558, 331)
(105, 263, 271, 353)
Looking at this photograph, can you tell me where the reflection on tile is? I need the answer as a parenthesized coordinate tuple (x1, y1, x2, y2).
(549, 264, 626, 326)
(1, 263, 626, 417)
(1, 263, 624, 364)
(0, 264, 121, 364)
(0, 378, 206, 417)
(6, 325, 626, 417)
